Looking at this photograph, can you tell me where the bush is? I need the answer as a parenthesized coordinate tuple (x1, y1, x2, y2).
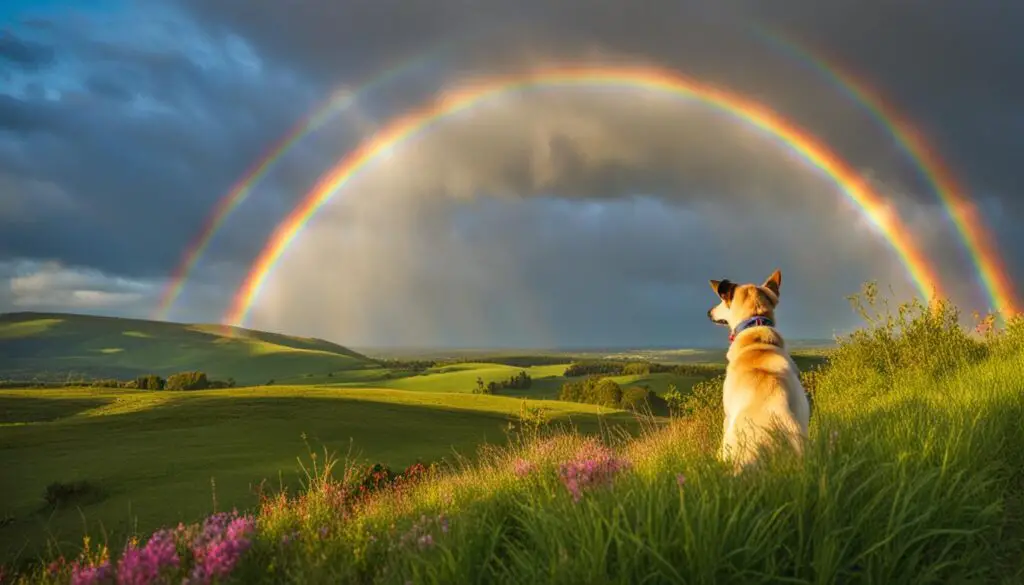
(165, 371, 210, 391)
(42, 480, 104, 509)
(620, 386, 669, 415)
(820, 282, 989, 405)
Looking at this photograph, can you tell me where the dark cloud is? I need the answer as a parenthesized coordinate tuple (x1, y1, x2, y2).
(0, 31, 54, 70)
(0, 0, 1020, 345)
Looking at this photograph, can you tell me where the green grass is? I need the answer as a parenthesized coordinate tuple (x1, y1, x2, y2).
(7, 287, 1024, 583)
(0, 385, 640, 567)
(0, 312, 377, 385)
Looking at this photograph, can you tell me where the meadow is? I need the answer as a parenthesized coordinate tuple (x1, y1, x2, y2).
(2, 286, 1023, 583)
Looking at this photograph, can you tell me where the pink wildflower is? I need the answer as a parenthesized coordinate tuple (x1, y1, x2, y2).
(183, 511, 256, 585)
(558, 444, 630, 502)
(69, 560, 113, 585)
(116, 529, 180, 585)
(513, 458, 536, 478)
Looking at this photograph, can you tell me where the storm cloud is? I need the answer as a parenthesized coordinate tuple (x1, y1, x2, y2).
(0, 0, 1020, 347)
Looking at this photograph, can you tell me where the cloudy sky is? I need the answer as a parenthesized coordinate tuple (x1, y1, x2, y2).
(1, 0, 1021, 348)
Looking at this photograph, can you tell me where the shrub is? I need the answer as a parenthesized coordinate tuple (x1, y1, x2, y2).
(620, 385, 669, 415)
(42, 480, 104, 509)
(165, 371, 210, 391)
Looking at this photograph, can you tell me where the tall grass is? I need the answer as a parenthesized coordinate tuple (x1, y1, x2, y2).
(14, 285, 1024, 584)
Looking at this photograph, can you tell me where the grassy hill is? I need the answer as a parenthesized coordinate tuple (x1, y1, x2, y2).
(0, 312, 377, 385)
(0, 385, 639, 566)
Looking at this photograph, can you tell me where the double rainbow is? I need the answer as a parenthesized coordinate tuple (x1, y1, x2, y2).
(223, 65, 951, 326)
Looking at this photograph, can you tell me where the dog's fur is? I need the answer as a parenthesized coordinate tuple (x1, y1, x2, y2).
(707, 270, 810, 472)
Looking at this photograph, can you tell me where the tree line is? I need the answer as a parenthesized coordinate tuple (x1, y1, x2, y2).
(562, 360, 721, 378)
(378, 355, 570, 373)
(94, 371, 235, 390)
(472, 370, 533, 394)
(558, 375, 669, 414)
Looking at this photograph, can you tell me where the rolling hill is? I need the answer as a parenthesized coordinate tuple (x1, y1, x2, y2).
(0, 312, 379, 385)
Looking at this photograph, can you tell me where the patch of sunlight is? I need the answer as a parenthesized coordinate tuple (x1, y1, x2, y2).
(98, 348, 124, 354)
(122, 330, 151, 338)
(77, 393, 179, 417)
(0, 318, 64, 339)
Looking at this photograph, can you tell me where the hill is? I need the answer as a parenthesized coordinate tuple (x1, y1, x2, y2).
(0, 312, 377, 385)
(0, 385, 638, 565)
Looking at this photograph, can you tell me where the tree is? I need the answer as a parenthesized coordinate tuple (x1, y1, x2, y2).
(165, 371, 210, 391)
(590, 378, 623, 407)
(663, 383, 685, 416)
(135, 374, 165, 390)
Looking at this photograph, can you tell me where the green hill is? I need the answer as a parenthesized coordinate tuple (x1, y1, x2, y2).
(0, 312, 378, 385)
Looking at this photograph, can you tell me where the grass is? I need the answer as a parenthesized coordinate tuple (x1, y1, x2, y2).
(0, 386, 639, 568)
(6, 285, 1024, 583)
(0, 312, 377, 385)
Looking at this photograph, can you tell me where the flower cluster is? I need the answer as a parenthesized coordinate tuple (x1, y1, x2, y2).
(116, 529, 180, 584)
(396, 514, 449, 551)
(69, 560, 113, 585)
(183, 511, 256, 585)
(558, 444, 631, 502)
(513, 458, 537, 478)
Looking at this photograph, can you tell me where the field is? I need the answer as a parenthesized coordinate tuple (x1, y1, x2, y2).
(3, 293, 1023, 583)
(0, 385, 645, 566)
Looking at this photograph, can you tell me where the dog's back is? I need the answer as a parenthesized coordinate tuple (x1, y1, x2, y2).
(721, 329, 810, 470)
(706, 270, 811, 472)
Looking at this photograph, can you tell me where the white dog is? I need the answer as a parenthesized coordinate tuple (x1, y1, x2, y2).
(707, 270, 810, 472)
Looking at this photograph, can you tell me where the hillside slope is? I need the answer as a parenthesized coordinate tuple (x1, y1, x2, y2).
(0, 312, 377, 385)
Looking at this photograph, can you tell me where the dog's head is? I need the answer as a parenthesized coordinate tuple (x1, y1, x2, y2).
(707, 269, 782, 330)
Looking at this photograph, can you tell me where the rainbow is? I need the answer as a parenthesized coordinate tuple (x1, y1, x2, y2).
(224, 65, 947, 327)
(756, 29, 1018, 318)
(152, 43, 458, 321)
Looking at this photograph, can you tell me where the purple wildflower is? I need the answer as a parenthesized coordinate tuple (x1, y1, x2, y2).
(70, 560, 113, 585)
(558, 444, 630, 502)
(183, 511, 256, 585)
(676, 474, 687, 487)
(318, 526, 329, 539)
(116, 529, 180, 585)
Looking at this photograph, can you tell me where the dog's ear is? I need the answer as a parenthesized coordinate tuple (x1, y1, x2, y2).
(709, 279, 735, 302)
(763, 269, 782, 297)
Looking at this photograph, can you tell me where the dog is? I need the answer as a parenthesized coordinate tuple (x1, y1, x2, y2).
(707, 269, 810, 472)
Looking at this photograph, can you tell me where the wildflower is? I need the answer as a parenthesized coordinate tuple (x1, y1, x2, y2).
(47, 556, 66, 576)
(116, 529, 180, 585)
(69, 560, 113, 585)
(184, 511, 256, 585)
(513, 458, 536, 478)
(417, 534, 434, 549)
(558, 444, 630, 502)
(318, 526, 329, 539)
(676, 474, 686, 487)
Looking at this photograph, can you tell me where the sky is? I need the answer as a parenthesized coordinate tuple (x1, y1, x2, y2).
(1, 0, 1022, 348)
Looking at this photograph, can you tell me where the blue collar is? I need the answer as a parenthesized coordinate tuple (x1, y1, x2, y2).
(729, 316, 774, 342)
